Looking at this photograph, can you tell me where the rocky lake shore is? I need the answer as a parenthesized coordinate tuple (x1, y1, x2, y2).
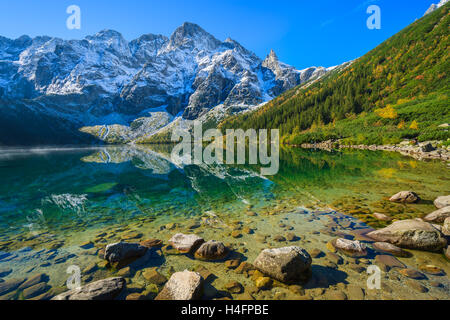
(297, 140, 450, 162)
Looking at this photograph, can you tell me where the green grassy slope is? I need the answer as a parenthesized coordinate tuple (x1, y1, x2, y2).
(220, 4, 450, 146)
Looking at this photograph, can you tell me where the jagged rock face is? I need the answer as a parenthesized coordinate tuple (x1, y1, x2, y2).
(0, 22, 333, 145)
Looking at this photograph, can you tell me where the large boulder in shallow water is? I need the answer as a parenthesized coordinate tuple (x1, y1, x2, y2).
(52, 277, 126, 300)
(434, 195, 450, 209)
(168, 233, 204, 254)
(104, 242, 147, 263)
(155, 270, 203, 300)
(367, 219, 447, 252)
(253, 246, 312, 283)
(332, 238, 367, 257)
(424, 206, 450, 224)
(389, 191, 420, 203)
(194, 240, 229, 260)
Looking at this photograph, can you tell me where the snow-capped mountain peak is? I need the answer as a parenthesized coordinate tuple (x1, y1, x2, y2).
(164, 22, 221, 52)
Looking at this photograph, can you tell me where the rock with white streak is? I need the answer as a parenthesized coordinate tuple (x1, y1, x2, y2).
(155, 271, 203, 300)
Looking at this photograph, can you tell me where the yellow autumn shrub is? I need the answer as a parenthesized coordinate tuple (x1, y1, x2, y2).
(375, 104, 398, 119)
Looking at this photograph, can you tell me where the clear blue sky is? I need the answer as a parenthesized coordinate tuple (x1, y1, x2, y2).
(0, 0, 434, 68)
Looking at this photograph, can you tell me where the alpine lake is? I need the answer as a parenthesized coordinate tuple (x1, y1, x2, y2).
(0, 145, 449, 300)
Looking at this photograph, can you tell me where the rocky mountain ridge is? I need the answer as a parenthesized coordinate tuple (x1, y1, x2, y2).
(0, 22, 336, 145)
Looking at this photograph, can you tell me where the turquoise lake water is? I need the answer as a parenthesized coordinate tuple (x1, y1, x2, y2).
(0, 145, 449, 300)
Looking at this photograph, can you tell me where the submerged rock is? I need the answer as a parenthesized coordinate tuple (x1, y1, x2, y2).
(225, 281, 243, 294)
(0, 252, 11, 261)
(399, 269, 426, 280)
(117, 266, 133, 278)
(255, 277, 272, 290)
(273, 235, 286, 242)
(367, 219, 447, 252)
(52, 277, 126, 300)
(235, 262, 255, 274)
(389, 191, 420, 203)
(155, 270, 203, 300)
(126, 293, 146, 300)
(424, 207, 450, 224)
(82, 262, 98, 274)
(0, 278, 26, 296)
(142, 268, 167, 285)
(309, 249, 324, 258)
(325, 290, 348, 300)
(22, 282, 50, 299)
(18, 273, 48, 290)
(194, 240, 229, 261)
(231, 231, 242, 238)
(419, 265, 445, 276)
(332, 238, 367, 257)
(80, 241, 94, 249)
(193, 265, 214, 282)
(253, 246, 312, 283)
(375, 255, 406, 271)
(225, 259, 240, 269)
(139, 239, 163, 248)
(347, 285, 365, 300)
(326, 252, 343, 265)
(434, 195, 450, 209)
(373, 242, 409, 257)
(0, 268, 12, 277)
(104, 242, 147, 263)
(407, 280, 428, 293)
(168, 234, 204, 254)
